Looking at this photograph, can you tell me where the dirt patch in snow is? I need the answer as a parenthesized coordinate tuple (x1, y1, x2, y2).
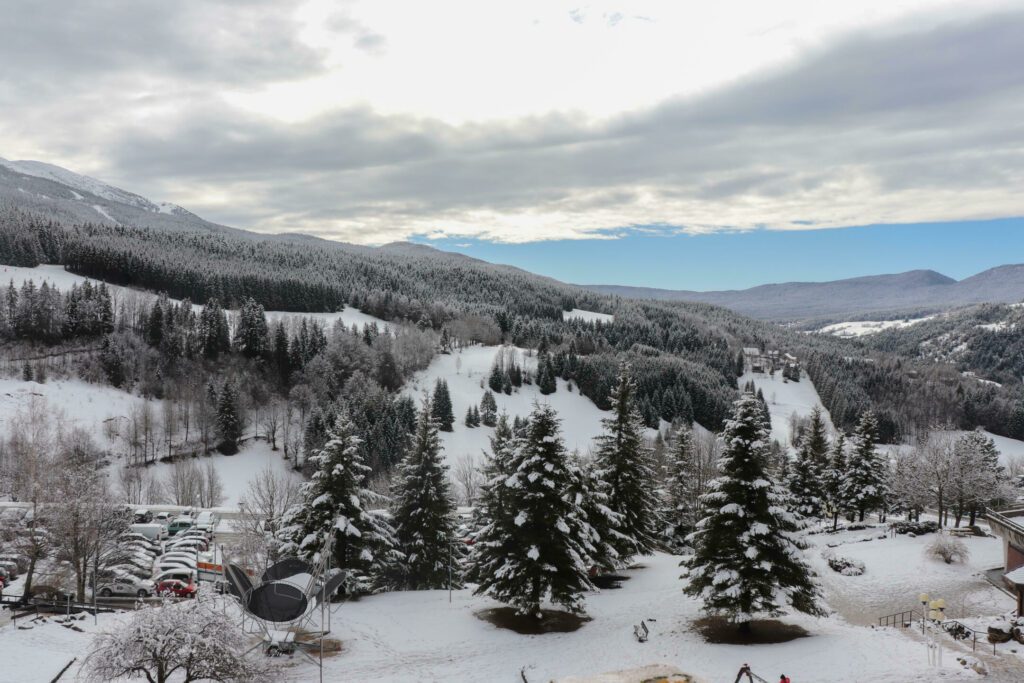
(692, 617, 810, 644)
(476, 607, 591, 634)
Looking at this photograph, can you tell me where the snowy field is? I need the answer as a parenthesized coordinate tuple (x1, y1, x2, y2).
(817, 316, 935, 337)
(402, 345, 609, 470)
(2, 549, 1006, 683)
(145, 439, 303, 507)
(265, 307, 389, 331)
(0, 377, 155, 450)
(739, 370, 834, 447)
(563, 308, 614, 324)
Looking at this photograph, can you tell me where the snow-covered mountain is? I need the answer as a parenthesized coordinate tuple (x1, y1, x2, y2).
(0, 156, 233, 235)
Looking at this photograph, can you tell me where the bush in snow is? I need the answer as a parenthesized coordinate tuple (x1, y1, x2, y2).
(824, 554, 865, 576)
(926, 535, 970, 564)
(892, 520, 939, 536)
(81, 597, 273, 683)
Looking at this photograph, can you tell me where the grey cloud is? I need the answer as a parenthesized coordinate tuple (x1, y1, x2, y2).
(5, 7, 1024, 241)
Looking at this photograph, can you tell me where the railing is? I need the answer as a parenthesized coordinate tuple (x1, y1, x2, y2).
(939, 618, 1000, 655)
(878, 609, 919, 628)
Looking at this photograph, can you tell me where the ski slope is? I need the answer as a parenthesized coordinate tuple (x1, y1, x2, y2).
(402, 345, 608, 469)
(739, 370, 834, 447)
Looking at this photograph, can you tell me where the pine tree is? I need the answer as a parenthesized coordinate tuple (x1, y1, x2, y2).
(280, 412, 400, 594)
(216, 379, 242, 455)
(488, 357, 504, 393)
(479, 390, 498, 427)
(787, 410, 829, 521)
(464, 405, 477, 428)
(146, 300, 163, 347)
(823, 434, 848, 530)
(537, 354, 557, 395)
(572, 454, 624, 572)
(234, 297, 269, 358)
(663, 425, 700, 550)
(431, 379, 455, 431)
(683, 394, 824, 633)
(393, 400, 461, 590)
(593, 364, 661, 564)
(469, 404, 595, 618)
(842, 411, 888, 522)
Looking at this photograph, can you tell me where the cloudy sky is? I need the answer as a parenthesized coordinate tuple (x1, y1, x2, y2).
(2, 0, 1023, 269)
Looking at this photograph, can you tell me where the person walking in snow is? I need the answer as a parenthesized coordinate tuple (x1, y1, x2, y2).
(779, 675, 791, 683)
(734, 663, 753, 683)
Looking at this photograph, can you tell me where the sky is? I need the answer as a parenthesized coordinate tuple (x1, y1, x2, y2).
(1, 1, 1023, 287)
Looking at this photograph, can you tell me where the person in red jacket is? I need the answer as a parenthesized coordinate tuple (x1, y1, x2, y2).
(780, 675, 791, 683)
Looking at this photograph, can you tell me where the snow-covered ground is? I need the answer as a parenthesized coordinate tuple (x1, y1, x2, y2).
(1, 549, 998, 683)
(563, 308, 614, 324)
(817, 316, 935, 337)
(264, 307, 389, 332)
(0, 377, 155, 451)
(403, 345, 608, 470)
(145, 439, 302, 506)
(739, 370, 834, 447)
(0, 263, 94, 292)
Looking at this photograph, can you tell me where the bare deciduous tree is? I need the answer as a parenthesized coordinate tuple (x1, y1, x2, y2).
(452, 454, 482, 506)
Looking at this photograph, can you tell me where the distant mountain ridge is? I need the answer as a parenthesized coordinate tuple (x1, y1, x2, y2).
(583, 266, 1024, 321)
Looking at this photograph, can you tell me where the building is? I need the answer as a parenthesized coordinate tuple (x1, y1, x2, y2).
(984, 507, 1024, 614)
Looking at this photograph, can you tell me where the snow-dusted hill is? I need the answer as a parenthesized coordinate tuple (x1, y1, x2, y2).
(402, 345, 609, 470)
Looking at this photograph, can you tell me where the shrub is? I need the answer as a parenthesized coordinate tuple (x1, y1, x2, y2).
(825, 554, 865, 576)
(927, 535, 970, 564)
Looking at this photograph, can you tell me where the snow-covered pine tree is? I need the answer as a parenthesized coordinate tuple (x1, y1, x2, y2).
(216, 379, 242, 455)
(234, 297, 269, 359)
(570, 453, 624, 573)
(393, 399, 461, 590)
(431, 378, 455, 431)
(466, 413, 517, 551)
(663, 425, 700, 550)
(593, 363, 661, 564)
(280, 412, 400, 594)
(537, 353, 557, 395)
(464, 405, 476, 428)
(787, 419, 827, 520)
(479, 390, 498, 427)
(823, 434, 848, 530)
(469, 403, 595, 618)
(841, 411, 888, 522)
(683, 393, 824, 633)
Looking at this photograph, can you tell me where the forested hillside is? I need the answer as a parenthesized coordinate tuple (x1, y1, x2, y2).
(1, 203, 1021, 445)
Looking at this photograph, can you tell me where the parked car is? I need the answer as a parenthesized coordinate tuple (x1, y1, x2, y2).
(152, 568, 197, 584)
(129, 523, 167, 542)
(133, 508, 153, 524)
(156, 559, 197, 574)
(166, 517, 194, 537)
(0, 566, 9, 587)
(194, 511, 218, 535)
(154, 511, 171, 526)
(0, 552, 30, 573)
(0, 560, 19, 580)
(120, 533, 160, 549)
(97, 576, 155, 598)
(156, 579, 197, 598)
(165, 537, 207, 553)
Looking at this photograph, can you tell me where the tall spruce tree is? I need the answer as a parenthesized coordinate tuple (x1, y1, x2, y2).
(823, 434, 848, 530)
(216, 379, 242, 455)
(594, 363, 661, 564)
(431, 378, 455, 431)
(683, 393, 824, 633)
(841, 411, 888, 522)
(663, 425, 700, 550)
(571, 454, 625, 573)
(234, 297, 269, 358)
(393, 400, 461, 590)
(787, 421, 827, 520)
(469, 404, 595, 618)
(479, 390, 498, 427)
(280, 412, 400, 594)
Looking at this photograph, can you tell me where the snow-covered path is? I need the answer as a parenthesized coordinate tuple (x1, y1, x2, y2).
(739, 370, 834, 448)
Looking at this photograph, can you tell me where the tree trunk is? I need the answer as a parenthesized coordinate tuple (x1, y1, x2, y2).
(969, 506, 977, 526)
(737, 620, 752, 636)
(832, 511, 839, 532)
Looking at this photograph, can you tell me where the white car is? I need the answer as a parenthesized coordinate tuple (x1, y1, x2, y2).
(97, 577, 155, 598)
(153, 568, 197, 584)
(156, 557, 198, 573)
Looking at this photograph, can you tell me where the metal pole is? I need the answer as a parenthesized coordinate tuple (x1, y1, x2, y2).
(448, 542, 452, 604)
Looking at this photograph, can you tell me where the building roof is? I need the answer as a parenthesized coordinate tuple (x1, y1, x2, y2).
(743, 347, 760, 355)
(1004, 566, 1024, 585)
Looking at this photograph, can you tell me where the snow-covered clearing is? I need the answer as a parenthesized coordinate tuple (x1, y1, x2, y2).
(817, 316, 935, 337)
(563, 308, 614, 324)
(2, 264, 387, 331)
(0, 377, 155, 451)
(91, 204, 118, 224)
(739, 370, 833, 447)
(264, 307, 389, 332)
(402, 345, 608, 469)
(290, 551, 982, 683)
(146, 439, 302, 507)
(808, 525, 1009, 627)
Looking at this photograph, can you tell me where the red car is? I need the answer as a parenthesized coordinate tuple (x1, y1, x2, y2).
(156, 579, 198, 598)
